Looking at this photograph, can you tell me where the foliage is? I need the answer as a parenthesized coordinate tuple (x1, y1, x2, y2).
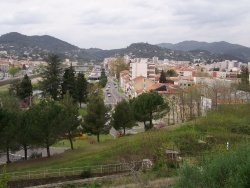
(132, 90, 169, 130)
(25, 99, 65, 157)
(109, 57, 129, 79)
(99, 68, 108, 88)
(60, 92, 81, 150)
(166, 69, 177, 77)
(0, 95, 21, 163)
(8, 79, 21, 97)
(238, 66, 250, 91)
(81, 168, 92, 178)
(159, 70, 167, 83)
(0, 165, 10, 188)
(38, 53, 63, 100)
(8, 74, 33, 108)
(19, 74, 33, 99)
(75, 73, 88, 108)
(111, 99, 134, 135)
(61, 65, 76, 100)
(83, 94, 111, 142)
(7, 66, 20, 77)
(174, 144, 250, 188)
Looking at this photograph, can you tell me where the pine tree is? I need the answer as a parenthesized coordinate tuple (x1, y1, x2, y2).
(39, 54, 63, 100)
(19, 74, 33, 100)
(83, 94, 111, 142)
(61, 65, 76, 100)
(159, 70, 167, 83)
(112, 99, 134, 135)
(76, 73, 88, 108)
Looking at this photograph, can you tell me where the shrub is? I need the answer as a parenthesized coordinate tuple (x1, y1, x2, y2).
(173, 144, 250, 188)
(81, 168, 91, 178)
(0, 165, 10, 188)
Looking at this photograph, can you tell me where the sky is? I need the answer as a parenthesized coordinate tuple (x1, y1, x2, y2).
(0, 0, 250, 50)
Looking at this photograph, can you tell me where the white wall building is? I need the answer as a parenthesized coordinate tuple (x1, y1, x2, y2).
(130, 61, 155, 82)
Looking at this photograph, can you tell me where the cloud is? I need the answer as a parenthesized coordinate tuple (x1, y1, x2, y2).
(0, 0, 250, 49)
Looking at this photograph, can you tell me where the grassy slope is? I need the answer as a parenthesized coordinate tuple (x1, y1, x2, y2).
(2, 104, 250, 180)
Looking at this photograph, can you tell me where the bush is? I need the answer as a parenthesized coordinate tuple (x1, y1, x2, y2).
(174, 144, 250, 188)
(81, 168, 91, 179)
(0, 165, 10, 188)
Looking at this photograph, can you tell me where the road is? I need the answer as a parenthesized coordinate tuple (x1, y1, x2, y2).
(104, 77, 145, 138)
(104, 77, 126, 107)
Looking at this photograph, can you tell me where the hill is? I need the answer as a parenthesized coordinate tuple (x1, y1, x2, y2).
(157, 41, 250, 62)
(0, 32, 79, 53)
(0, 32, 249, 62)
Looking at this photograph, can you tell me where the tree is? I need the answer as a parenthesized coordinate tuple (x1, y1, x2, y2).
(99, 68, 108, 88)
(61, 65, 76, 100)
(238, 66, 250, 91)
(166, 69, 177, 77)
(159, 70, 167, 83)
(60, 92, 80, 150)
(38, 54, 63, 100)
(112, 99, 134, 135)
(8, 79, 21, 97)
(75, 73, 88, 108)
(110, 57, 129, 79)
(0, 95, 21, 163)
(83, 94, 111, 142)
(26, 99, 64, 157)
(8, 66, 20, 77)
(132, 90, 169, 130)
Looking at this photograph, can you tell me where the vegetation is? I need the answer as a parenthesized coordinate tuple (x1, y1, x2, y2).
(60, 92, 81, 150)
(75, 73, 88, 108)
(174, 144, 250, 188)
(83, 93, 111, 143)
(0, 165, 10, 188)
(132, 90, 169, 130)
(7, 66, 20, 77)
(98, 68, 108, 88)
(61, 65, 76, 101)
(111, 99, 134, 135)
(38, 54, 63, 100)
(159, 70, 167, 83)
(109, 57, 129, 79)
(238, 66, 250, 91)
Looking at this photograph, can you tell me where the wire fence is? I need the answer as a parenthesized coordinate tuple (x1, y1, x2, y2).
(3, 160, 150, 181)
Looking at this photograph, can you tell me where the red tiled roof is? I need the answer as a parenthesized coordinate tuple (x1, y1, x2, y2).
(132, 75, 146, 82)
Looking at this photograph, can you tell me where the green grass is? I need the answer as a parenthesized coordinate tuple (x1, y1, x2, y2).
(53, 134, 114, 148)
(78, 108, 87, 116)
(117, 87, 124, 93)
(3, 104, 250, 179)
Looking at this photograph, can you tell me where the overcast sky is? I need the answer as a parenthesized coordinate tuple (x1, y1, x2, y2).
(0, 0, 250, 49)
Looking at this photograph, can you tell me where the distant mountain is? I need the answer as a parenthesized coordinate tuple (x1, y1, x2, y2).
(157, 41, 250, 62)
(0, 32, 249, 63)
(0, 32, 79, 53)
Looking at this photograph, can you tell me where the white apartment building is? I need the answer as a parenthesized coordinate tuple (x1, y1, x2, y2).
(129, 61, 155, 82)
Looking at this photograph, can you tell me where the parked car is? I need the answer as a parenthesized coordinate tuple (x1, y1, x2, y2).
(107, 93, 111, 97)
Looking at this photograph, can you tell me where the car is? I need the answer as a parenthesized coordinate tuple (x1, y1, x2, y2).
(108, 85, 110, 88)
(115, 86, 118, 88)
(107, 93, 111, 97)
(106, 88, 109, 91)
(114, 83, 116, 85)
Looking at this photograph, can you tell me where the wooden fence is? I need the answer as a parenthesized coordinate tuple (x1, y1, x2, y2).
(2, 160, 150, 181)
